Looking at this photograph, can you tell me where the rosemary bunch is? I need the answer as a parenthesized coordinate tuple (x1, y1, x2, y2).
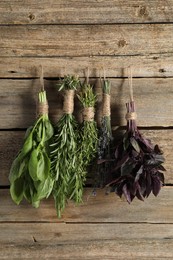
(97, 80, 113, 187)
(50, 75, 80, 217)
(9, 90, 54, 208)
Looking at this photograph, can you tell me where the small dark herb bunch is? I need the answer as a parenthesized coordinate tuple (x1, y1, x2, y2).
(97, 79, 113, 187)
(9, 90, 54, 208)
(106, 101, 165, 203)
(50, 75, 80, 217)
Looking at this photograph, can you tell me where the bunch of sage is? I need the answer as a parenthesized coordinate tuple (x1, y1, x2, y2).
(106, 101, 165, 203)
(75, 83, 98, 200)
(97, 79, 113, 187)
(50, 75, 80, 217)
(9, 90, 54, 208)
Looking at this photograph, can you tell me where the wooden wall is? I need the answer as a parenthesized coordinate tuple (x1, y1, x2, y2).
(1, 1, 173, 258)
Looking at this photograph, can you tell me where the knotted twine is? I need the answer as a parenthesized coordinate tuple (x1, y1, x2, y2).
(83, 107, 95, 121)
(63, 89, 75, 114)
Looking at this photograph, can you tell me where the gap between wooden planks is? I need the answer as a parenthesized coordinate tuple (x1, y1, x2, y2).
(0, 187, 173, 223)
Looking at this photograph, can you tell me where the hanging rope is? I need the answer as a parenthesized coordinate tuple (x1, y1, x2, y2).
(126, 66, 137, 121)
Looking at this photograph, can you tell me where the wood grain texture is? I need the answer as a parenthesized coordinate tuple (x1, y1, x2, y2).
(0, 187, 173, 223)
(0, 223, 173, 259)
(1, 24, 173, 57)
(0, 54, 172, 78)
(0, 0, 173, 24)
(0, 78, 173, 129)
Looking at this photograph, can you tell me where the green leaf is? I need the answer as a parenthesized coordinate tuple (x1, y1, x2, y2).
(33, 177, 54, 202)
(24, 126, 33, 140)
(37, 152, 49, 181)
(9, 157, 27, 183)
(20, 133, 33, 158)
(44, 120, 54, 141)
(32, 200, 40, 208)
(10, 177, 24, 205)
(130, 137, 140, 153)
(23, 183, 32, 203)
(28, 149, 39, 181)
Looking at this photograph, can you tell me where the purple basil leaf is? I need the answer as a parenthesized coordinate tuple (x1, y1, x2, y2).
(157, 171, 165, 184)
(123, 184, 132, 204)
(154, 144, 163, 154)
(135, 166, 143, 182)
(136, 189, 144, 201)
(130, 137, 140, 153)
(152, 176, 162, 196)
(157, 165, 166, 172)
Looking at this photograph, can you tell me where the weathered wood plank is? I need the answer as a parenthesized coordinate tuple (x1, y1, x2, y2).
(0, 0, 173, 24)
(1, 24, 173, 57)
(0, 223, 173, 259)
(0, 78, 173, 129)
(0, 54, 172, 78)
(0, 187, 173, 223)
(1, 129, 172, 186)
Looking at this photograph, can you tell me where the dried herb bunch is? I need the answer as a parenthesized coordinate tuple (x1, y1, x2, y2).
(75, 83, 98, 199)
(9, 90, 54, 208)
(97, 79, 113, 187)
(50, 75, 80, 217)
(106, 101, 165, 203)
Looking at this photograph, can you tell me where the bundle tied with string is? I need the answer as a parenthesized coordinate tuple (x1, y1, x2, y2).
(106, 68, 165, 203)
(97, 79, 113, 188)
(9, 67, 54, 208)
(76, 82, 98, 199)
(50, 75, 81, 218)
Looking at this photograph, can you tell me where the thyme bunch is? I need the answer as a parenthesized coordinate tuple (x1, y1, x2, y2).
(72, 84, 98, 202)
(97, 80, 113, 187)
(50, 75, 80, 217)
(9, 90, 54, 208)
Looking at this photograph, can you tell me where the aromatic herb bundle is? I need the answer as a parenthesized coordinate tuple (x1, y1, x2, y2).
(9, 90, 54, 208)
(106, 101, 165, 203)
(75, 83, 98, 199)
(97, 79, 113, 187)
(50, 75, 80, 217)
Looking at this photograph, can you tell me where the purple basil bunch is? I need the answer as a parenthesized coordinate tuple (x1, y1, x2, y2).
(106, 101, 165, 203)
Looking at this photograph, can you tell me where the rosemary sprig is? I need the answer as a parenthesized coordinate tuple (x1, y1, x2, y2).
(50, 75, 80, 217)
(9, 90, 54, 208)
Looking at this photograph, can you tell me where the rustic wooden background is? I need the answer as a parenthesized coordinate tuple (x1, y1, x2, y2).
(1, 0, 173, 259)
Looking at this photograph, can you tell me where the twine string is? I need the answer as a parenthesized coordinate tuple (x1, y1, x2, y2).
(38, 102, 49, 116)
(128, 66, 133, 102)
(102, 93, 110, 117)
(63, 89, 75, 114)
(83, 107, 94, 121)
